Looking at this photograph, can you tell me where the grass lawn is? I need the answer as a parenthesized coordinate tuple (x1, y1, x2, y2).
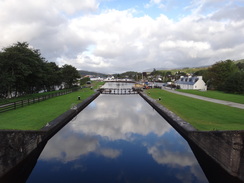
(147, 89, 244, 131)
(0, 81, 104, 130)
(176, 89, 244, 104)
(0, 88, 78, 105)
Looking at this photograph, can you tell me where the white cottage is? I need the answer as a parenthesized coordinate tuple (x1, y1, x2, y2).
(175, 76, 207, 90)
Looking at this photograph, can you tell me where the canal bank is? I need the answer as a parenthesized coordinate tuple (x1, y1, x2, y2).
(0, 91, 100, 182)
(1, 85, 243, 182)
(139, 91, 244, 183)
(27, 93, 208, 183)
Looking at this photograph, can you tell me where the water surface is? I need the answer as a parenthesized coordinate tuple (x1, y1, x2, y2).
(27, 90, 208, 182)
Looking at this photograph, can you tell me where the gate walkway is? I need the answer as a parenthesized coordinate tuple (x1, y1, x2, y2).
(99, 88, 138, 95)
(162, 88, 244, 109)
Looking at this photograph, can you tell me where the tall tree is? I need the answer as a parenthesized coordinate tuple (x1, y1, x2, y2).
(207, 60, 238, 91)
(61, 64, 80, 88)
(0, 51, 15, 98)
(43, 62, 62, 91)
(224, 71, 244, 94)
(0, 42, 83, 98)
(0, 42, 48, 97)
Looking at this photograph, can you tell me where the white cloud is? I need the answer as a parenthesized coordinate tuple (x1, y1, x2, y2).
(145, 0, 166, 9)
(55, 0, 99, 14)
(0, 0, 244, 73)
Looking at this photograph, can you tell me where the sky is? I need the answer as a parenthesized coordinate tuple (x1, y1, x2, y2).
(0, 0, 244, 73)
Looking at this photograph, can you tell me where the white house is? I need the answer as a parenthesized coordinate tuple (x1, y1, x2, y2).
(175, 76, 207, 90)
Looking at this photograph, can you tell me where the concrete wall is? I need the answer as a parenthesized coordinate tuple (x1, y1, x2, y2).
(189, 131, 244, 181)
(139, 91, 244, 182)
(0, 92, 100, 182)
(139, 92, 196, 139)
(0, 131, 46, 180)
(41, 92, 100, 141)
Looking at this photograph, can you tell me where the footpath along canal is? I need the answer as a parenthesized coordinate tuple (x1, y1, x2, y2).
(26, 82, 209, 183)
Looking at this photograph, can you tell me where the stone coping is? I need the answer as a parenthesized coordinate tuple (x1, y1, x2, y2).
(139, 91, 196, 139)
(40, 91, 100, 141)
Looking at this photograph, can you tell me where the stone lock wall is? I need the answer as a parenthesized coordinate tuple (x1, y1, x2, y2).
(139, 91, 244, 182)
(189, 131, 244, 181)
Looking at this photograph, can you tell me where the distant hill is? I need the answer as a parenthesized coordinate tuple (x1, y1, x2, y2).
(79, 59, 243, 77)
(235, 59, 244, 63)
(79, 70, 108, 77)
(144, 65, 211, 73)
(78, 70, 108, 77)
(150, 59, 244, 74)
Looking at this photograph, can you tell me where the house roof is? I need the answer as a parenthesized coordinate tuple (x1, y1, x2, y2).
(175, 77, 199, 85)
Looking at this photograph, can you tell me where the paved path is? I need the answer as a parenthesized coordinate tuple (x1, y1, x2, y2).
(162, 88, 244, 109)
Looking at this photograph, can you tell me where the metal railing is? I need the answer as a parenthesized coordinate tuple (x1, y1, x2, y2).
(99, 88, 138, 95)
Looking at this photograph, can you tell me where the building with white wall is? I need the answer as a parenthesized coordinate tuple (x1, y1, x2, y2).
(175, 76, 207, 90)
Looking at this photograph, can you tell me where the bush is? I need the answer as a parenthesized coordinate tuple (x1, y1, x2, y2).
(80, 77, 90, 85)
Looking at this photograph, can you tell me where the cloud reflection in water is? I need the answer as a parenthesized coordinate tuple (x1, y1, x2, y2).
(70, 95, 171, 140)
(36, 94, 207, 182)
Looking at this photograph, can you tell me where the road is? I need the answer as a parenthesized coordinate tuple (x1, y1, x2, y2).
(162, 88, 244, 109)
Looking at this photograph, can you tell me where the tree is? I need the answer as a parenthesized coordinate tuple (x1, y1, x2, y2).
(0, 42, 83, 98)
(0, 52, 15, 98)
(236, 62, 244, 71)
(207, 60, 238, 91)
(0, 42, 46, 96)
(43, 62, 62, 91)
(80, 77, 90, 85)
(174, 71, 187, 80)
(61, 64, 80, 88)
(193, 69, 210, 85)
(224, 71, 244, 94)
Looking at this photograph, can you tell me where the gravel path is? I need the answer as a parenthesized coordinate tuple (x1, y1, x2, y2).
(162, 88, 244, 109)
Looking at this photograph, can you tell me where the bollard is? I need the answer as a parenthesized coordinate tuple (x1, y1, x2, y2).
(159, 97, 161, 101)
(78, 96, 80, 100)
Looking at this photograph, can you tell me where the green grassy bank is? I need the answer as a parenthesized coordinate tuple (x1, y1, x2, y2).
(147, 89, 244, 131)
(176, 89, 244, 104)
(0, 81, 104, 130)
(0, 88, 77, 105)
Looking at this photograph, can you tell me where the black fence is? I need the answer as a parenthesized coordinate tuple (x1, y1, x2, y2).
(0, 88, 79, 113)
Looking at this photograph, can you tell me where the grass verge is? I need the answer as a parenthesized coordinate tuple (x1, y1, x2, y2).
(0, 88, 79, 105)
(0, 81, 104, 130)
(176, 89, 244, 104)
(147, 89, 244, 131)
